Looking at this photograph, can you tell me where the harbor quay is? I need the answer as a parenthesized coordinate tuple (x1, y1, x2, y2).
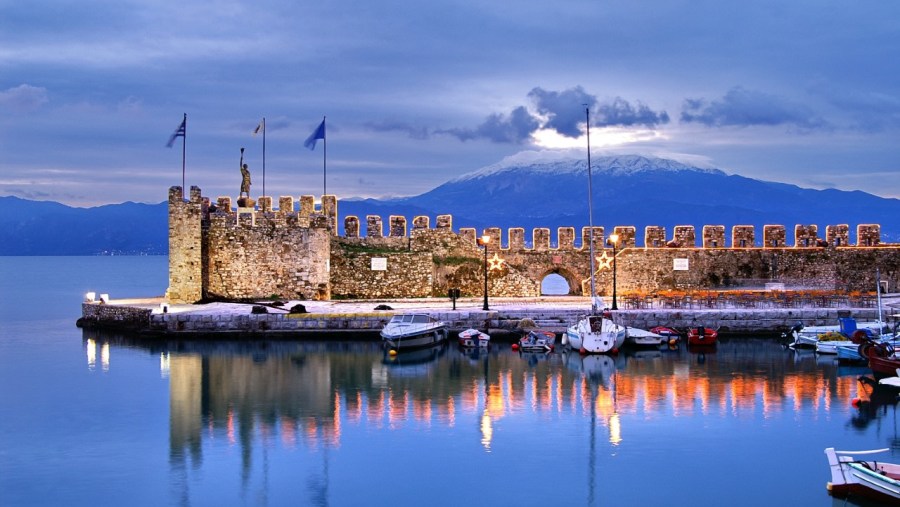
(78, 294, 898, 341)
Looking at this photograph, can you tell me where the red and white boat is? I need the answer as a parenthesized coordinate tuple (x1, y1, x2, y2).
(686, 327, 718, 346)
(457, 328, 490, 348)
(650, 326, 681, 343)
(825, 447, 900, 503)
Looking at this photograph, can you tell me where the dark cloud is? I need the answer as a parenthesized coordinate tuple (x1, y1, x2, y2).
(680, 87, 827, 129)
(0, 84, 48, 112)
(437, 106, 540, 144)
(527, 86, 597, 137)
(366, 120, 430, 140)
(594, 97, 670, 127)
(436, 87, 669, 144)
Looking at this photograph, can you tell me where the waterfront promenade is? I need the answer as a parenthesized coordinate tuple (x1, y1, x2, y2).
(79, 293, 900, 340)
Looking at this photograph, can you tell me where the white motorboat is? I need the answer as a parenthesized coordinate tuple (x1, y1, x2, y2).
(380, 313, 448, 350)
(825, 447, 900, 503)
(566, 316, 627, 354)
(457, 328, 490, 348)
(625, 327, 666, 347)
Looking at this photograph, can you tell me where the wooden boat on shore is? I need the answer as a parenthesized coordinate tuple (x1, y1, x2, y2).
(825, 447, 900, 503)
(380, 313, 448, 351)
(686, 326, 718, 346)
(457, 328, 490, 348)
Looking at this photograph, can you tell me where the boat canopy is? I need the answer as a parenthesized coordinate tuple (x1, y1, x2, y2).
(389, 314, 434, 324)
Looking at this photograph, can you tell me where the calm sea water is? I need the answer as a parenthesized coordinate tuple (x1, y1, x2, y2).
(0, 256, 893, 506)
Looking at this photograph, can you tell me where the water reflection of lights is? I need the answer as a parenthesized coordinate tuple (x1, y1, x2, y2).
(608, 412, 621, 445)
(86, 338, 96, 370)
(480, 412, 493, 451)
(158, 347, 864, 470)
(85, 338, 110, 371)
(160, 353, 170, 378)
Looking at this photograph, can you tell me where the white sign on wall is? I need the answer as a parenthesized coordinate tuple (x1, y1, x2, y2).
(673, 258, 689, 271)
(371, 257, 387, 271)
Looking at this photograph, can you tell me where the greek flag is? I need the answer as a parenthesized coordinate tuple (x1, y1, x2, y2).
(166, 117, 186, 147)
(304, 118, 325, 150)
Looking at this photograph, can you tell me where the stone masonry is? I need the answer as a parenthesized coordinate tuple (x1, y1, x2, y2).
(166, 187, 900, 303)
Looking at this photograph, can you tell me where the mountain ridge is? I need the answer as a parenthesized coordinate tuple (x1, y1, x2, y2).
(2, 154, 898, 254)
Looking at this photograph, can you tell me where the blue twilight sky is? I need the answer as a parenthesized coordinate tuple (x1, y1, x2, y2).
(2, 0, 900, 207)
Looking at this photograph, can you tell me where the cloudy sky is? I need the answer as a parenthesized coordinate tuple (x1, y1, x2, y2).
(2, 0, 899, 206)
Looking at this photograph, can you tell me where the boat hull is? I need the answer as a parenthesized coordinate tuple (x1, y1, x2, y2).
(457, 329, 490, 348)
(382, 329, 448, 350)
(625, 327, 666, 347)
(567, 316, 626, 354)
(687, 328, 718, 346)
(826, 448, 900, 503)
(869, 354, 900, 379)
(380, 314, 449, 351)
(518, 330, 556, 352)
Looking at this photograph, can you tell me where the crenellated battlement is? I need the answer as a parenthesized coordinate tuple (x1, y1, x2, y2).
(340, 215, 886, 249)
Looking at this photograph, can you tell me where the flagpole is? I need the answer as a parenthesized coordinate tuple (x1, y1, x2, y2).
(322, 116, 327, 196)
(181, 113, 186, 197)
(262, 117, 266, 199)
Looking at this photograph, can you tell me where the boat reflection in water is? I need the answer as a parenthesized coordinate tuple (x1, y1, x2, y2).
(79, 329, 879, 506)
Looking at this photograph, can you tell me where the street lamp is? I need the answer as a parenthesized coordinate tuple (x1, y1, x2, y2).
(477, 235, 491, 310)
(607, 233, 619, 310)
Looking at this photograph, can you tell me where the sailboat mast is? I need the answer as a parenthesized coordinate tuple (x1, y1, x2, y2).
(586, 106, 597, 314)
(876, 267, 884, 326)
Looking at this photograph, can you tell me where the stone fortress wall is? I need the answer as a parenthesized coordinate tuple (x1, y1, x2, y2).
(166, 187, 900, 304)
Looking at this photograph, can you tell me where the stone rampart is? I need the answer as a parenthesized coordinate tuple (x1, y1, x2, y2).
(166, 188, 900, 302)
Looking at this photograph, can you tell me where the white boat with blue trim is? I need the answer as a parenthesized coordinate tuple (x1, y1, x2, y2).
(380, 313, 449, 351)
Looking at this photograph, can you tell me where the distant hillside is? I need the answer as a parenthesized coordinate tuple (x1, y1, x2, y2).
(2, 154, 898, 254)
(0, 196, 167, 255)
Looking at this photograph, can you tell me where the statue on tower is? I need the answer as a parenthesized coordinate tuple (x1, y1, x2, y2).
(237, 147, 254, 208)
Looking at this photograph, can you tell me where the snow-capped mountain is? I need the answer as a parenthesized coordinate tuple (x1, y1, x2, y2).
(382, 153, 900, 244)
(450, 153, 724, 183)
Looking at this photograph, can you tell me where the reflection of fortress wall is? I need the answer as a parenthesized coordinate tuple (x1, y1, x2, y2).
(161, 341, 862, 458)
(205, 354, 334, 422)
(169, 354, 203, 464)
(167, 187, 900, 301)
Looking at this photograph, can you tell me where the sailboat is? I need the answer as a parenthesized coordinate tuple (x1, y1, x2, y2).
(565, 106, 627, 354)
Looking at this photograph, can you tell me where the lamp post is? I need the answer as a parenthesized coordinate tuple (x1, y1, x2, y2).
(608, 233, 619, 310)
(477, 235, 491, 310)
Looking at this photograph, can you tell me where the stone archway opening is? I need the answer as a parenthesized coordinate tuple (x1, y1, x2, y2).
(541, 271, 577, 295)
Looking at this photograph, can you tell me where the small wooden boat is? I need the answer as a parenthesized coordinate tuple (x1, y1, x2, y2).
(457, 328, 490, 348)
(517, 330, 556, 352)
(825, 447, 900, 503)
(686, 326, 718, 346)
(869, 353, 900, 379)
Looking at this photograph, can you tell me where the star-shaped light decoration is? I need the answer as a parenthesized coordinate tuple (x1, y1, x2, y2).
(488, 253, 505, 271)
(596, 251, 613, 271)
